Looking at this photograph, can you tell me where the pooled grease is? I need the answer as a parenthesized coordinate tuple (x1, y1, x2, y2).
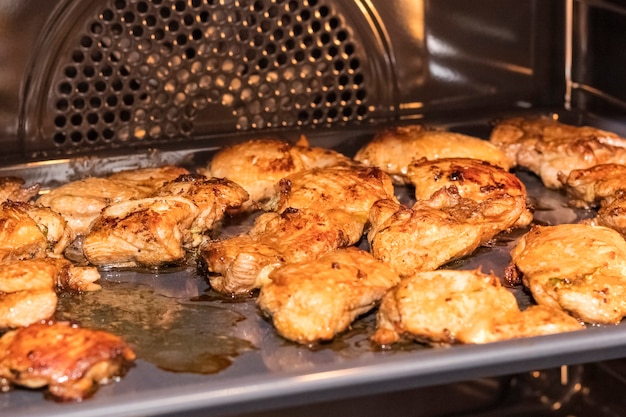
(55, 280, 255, 374)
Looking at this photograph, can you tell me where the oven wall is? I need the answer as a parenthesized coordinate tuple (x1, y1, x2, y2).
(0, 0, 567, 161)
(570, 0, 626, 119)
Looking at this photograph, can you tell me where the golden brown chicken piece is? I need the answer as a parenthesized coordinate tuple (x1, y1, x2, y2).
(354, 125, 512, 184)
(490, 115, 626, 188)
(372, 269, 520, 345)
(205, 136, 354, 210)
(83, 196, 198, 268)
(406, 158, 532, 225)
(37, 166, 189, 235)
(0, 321, 135, 401)
(156, 174, 249, 244)
(0, 258, 100, 328)
(106, 165, 190, 194)
(0, 201, 73, 261)
(559, 164, 626, 236)
(0, 201, 48, 262)
(458, 305, 583, 344)
(271, 165, 396, 215)
(83, 175, 248, 268)
(373, 270, 582, 346)
(257, 247, 400, 344)
(559, 164, 626, 208)
(202, 165, 396, 295)
(0, 176, 40, 203)
(591, 193, 626, 236)
(367, 159, 532, 277)
(507, 224, 626, 324)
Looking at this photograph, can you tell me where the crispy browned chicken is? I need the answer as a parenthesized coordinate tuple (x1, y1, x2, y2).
(490, 115, 626, 188)
(0, 321, 135, 401)
(0, 201, 74, 262)
(0, 258, 100, 328)
(559, 164, 626, 236)
(83, 196, 198, 268)
(257, 247, 400, 344)
(372, 269, 581, 346)
(367, 159, 532, 277)
(83, 175, 248, 268)
(507, 224, 626, 324)
(204, 208, 362, 294)
(354, 125, 512, 184)
(37, 166, 189, 235)
(205, 136, 354, 210)
(202, 165, 397, 295)
(156, 175, 249, 245)
(559, 164, 626, 208)
(0, 176, 40, 203)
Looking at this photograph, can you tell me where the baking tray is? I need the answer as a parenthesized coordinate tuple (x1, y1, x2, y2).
(4, 117, 626, 417)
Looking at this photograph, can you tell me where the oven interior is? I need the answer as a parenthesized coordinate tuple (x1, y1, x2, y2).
(2, 1, 626, 416)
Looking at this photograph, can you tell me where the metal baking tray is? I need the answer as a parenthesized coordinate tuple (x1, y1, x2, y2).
(4, 115, 626, 417)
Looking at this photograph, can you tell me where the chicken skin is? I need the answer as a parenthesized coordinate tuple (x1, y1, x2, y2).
(202, 165, 396, 295)
(0, 176, 40, 203)
(0, 201, 74, 262)
(490, 115, 626, 188)
(204, 208, 362, 294)
(507, 224, 626, 324)
(37, 166, 189, 235)
(257, 247, 401, 344)
(0, 321, 135, 401)
(354, 125, 512, 184)
(0, 258, 100, 328)
(372, 269, 581, 346)
(559, 164, 626, 208)
(368, 159, 532, 277)
(83, 175, 248, 268)
(558, 164, 626, 237)
(206, 136, 354, 210)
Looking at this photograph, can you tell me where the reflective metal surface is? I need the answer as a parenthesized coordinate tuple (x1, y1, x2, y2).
(0, 0, 564, 162)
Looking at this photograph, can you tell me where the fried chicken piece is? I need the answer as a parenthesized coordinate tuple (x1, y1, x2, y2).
(206, 136, 354, 210)
(37, 166, 189, 235)
(83, 196, 199, 268)
(372, 269, 520, 346)
(0, 201, 74, 260)
(559, 164, 626, 208)
(0, 201, 47, 262)
(490, 115, 626, 188)
(271, 165, 396, 215)
(406, 158, 533, 228)
(83, 175, 248, 268)
(458, 305, 583, 344)
(257, 247, 400, 344)
(507, 224, 626, 324)
(559, 164, 626, 237)
(367, 159, 531, 277)
(203, 208, 363, 295)
(0, 176, 40, 203)
(591, 193, 626, 236)
(156, 174, 249, 245)
(106, 165, 190, 194)
(0, 258, 100, 328)
(0, 321, 135, 401)
(354, 125, 512, 184)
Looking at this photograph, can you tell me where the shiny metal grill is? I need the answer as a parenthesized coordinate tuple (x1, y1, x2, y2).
(36, 0, 389, 151)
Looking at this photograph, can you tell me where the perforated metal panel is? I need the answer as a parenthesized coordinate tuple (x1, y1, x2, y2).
(23, 0, 395, 156)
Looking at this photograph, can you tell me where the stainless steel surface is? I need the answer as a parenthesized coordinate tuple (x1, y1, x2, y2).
(0, 0, 566, 162)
